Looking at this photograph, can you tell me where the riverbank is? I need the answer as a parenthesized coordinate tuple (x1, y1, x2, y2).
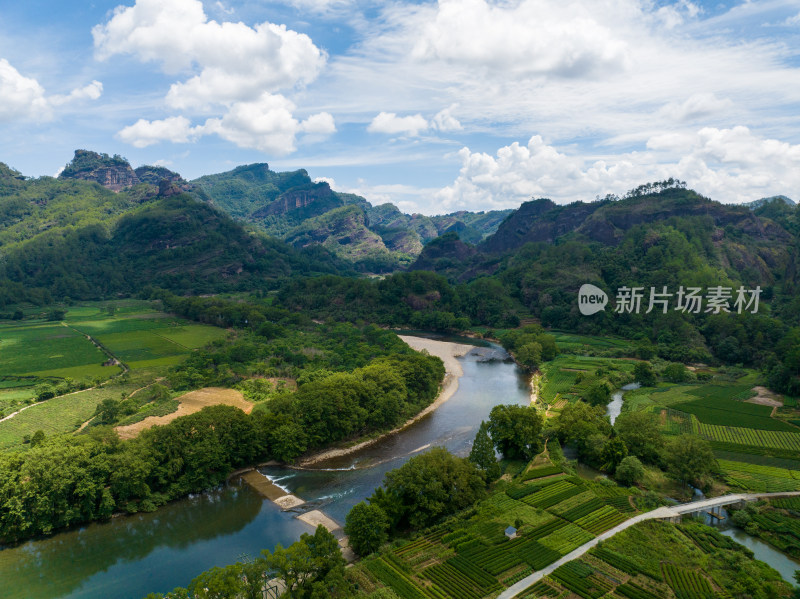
(296, 336, 473, 467)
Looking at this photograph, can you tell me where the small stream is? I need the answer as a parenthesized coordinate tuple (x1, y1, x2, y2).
(606, 382, 640, 425)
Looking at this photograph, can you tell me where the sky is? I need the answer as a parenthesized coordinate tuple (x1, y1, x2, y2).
(1, 0, 800, 215)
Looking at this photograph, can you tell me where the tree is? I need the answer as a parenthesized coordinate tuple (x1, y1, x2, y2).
(633, 361, 657, 386)
(615, 456, 644, 486)
(263, 525, 345, 598)
(95, 398, 120, 425)
(614, 411, 663, 464)
(30, 430, 45, 447)
(344, 502, 389, 556)
(516, 342, 542, 371)
(555, 401, 611, 458)
(602, 436, 628, 471)
(487, 405, 543, 460)
(585, 380, 613, 406)
(375, 447, 485, 530)
(664, 435, 717, 486)
(469, 421, 501, 481)
(663, 362, 691, 383)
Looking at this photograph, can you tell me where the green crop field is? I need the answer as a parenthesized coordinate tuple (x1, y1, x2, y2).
(0, 386, 123, 449)
(695, 421, 800, 451)
(0, 300, 227, 446)
(718, 460, 800, 492)
(540, 355, 635, 404)
(0, 323, 110, 379)
(673, 395, 796, 432)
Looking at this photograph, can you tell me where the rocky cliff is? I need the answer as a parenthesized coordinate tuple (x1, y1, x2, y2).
(59, 150, 140, 192)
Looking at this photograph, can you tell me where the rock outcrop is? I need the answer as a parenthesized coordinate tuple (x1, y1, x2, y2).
(58, 150, 140, 192)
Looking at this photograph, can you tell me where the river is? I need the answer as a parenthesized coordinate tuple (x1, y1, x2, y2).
(0, 338, 530, 599)
(688, 505, 800, 585)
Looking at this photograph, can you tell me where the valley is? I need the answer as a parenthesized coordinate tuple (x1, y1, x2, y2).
(1, 151, 800, 599)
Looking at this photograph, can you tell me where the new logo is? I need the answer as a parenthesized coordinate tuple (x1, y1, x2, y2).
(578, 284, 608, 315)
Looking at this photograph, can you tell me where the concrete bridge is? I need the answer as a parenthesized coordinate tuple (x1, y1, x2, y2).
(498, 491, 800, 599)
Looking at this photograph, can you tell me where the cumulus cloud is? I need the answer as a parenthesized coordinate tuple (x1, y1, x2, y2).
(367, 106, 462, 137)
(300, 112, 336, 135)
(96, 0, 333, 154)
(411, 0, 631, 78)
(436, 128, 800, 210)
(94, 0, 325, 109)
(368, 112, 429, 136)
(0, 59, 103, 122)
(118, 94, 335, 154)
(118, 116, 199, 147)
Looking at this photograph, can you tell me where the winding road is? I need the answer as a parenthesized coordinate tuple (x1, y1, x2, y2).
(498, 491, 800, 599)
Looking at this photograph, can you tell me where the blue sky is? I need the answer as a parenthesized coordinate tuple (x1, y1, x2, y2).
(1, 0, 800, 214)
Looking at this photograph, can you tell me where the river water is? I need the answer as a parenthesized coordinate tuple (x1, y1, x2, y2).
(606, 382, 640, 425)
(0, 339, 530, 599)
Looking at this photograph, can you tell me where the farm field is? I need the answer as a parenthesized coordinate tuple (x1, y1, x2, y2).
(0, 322, 113, 382)
(539, 354, 636, 405)
(515, 519, 791, 599)
(0, 384, 129, 449)
(350, 459, 645, 599)
(0, 300, 228, 446)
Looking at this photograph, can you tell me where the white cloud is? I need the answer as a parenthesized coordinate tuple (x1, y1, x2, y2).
(300, 112, 336, 135)
(366, 107, 461, 137)
(656, 0, 701, 29)
(436, 128, 800, 211)
(0, 59, 49, 121)
(658, 93, 734, 122)
(49, 80, 104, 106)
(783, 12, 800, 26)
(93, 0, 325, 109)
(432, 105, 462, 131)
(411, 0, 632, 79)
(201, 93, 335, 154)
(116, 94, 335, 152)
(118, 116, 199, 147)
(98, 0, 335, 155)
(0, 59, 102, 122)
(368, 112, 429, 136)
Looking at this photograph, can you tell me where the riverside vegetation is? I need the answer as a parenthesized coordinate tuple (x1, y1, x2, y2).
(2, 152, 800, 597)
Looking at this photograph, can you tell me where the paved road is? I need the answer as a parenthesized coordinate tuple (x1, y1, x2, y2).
(498, 491, 800, 599)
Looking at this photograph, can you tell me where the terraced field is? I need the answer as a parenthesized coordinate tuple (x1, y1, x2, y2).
(354, 463, 643, 599)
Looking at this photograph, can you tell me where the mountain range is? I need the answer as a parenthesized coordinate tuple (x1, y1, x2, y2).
(1, 150, 797, 322)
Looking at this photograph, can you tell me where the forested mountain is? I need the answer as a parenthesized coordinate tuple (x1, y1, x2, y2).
(280, 184, 800, 395)
(191, 162, 511, 271)
(0, 160, 349, 306)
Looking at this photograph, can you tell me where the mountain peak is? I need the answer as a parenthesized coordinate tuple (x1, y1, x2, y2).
(59, 149, 140, 192)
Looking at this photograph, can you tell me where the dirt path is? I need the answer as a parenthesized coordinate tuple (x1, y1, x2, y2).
(529, 373, 541, 406)
(114, 387, 253, 440)
(296, 336, 473, 467)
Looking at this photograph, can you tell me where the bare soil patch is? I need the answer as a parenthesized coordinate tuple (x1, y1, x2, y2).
(115, 387, 252, 440)
(746, 386, 783, 408)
